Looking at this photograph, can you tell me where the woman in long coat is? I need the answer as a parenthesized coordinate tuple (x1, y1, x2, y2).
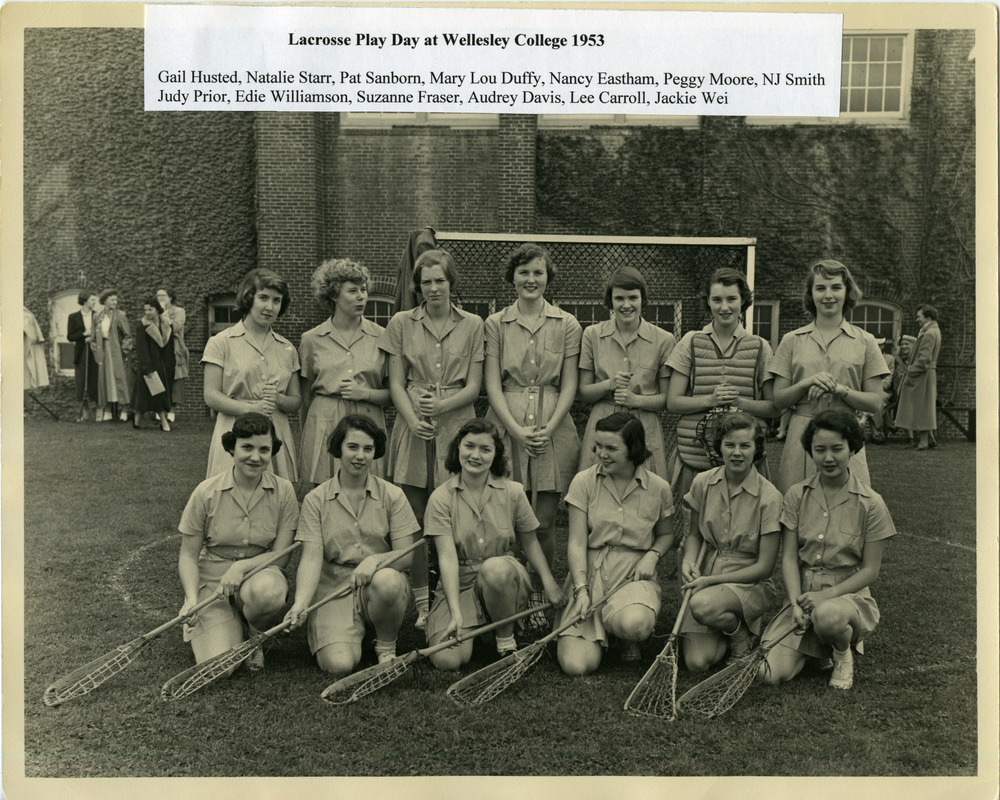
(894, 305, 941, 450)
(94, 289, 133, 422)
(157, 287, 189, 422)
(66, 291, 100, 421)
(131, 296, 172, 430)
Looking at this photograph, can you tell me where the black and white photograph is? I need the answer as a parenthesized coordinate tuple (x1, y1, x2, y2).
(2, 2, 997, 798)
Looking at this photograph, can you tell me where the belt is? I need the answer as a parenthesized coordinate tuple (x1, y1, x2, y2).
(407, 381, 464, 392)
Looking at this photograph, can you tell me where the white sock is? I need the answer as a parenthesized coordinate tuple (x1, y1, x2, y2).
(414, 587, 430, 613)
(832, 645, 852, 661)
(495, 635, 517, 653)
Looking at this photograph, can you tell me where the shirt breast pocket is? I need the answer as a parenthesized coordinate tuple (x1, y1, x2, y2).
(251, 504, 280, 547)
(543, 327, 565, 355)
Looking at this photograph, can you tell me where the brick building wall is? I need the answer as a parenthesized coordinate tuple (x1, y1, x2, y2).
(23, 27, 977, 435)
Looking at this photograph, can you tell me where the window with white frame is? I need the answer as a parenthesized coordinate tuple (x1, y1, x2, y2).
(746, 31, 913, 126)
(208, 293, 240, 336)
(751, 300, 780, 350)
(364, 296, 396, 328)
(847, 300, 901, 343)
(457, 299, 495, 321)
(341, 112, 498, 129)
(841, 34, 908, 116)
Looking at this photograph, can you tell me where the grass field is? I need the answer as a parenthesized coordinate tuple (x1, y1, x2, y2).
(18, 418, 979, 778)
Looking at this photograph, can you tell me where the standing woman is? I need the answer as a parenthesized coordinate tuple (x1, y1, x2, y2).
(770, 260, 888, 493)
(299, 259, 390, 487)
(94, 289, 132, 422)
(894, 304, 942, 451)
(678, 412, 781, 671)
(285, 415, 420, 675)
(157, 287, 189, 424)
(578, 266, 674, 479)
(557, 413, 675, 675)
(178, 413, 298, 673)
(759, 410, 896, 691)
(666, 268, 776, 523)
(202, 268, 301, 481)
(131, 296, 172, 431)
(380, 249, 484, 629)
(484, 243, 582, 568)
(66, 291, 100, 422)
(424, 419, 563, 669)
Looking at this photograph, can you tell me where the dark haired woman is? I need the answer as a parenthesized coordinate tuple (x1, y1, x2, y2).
(202, 268, 301, 480)
(380, 249, 484, 629)
(485, 242, 582, 569)
(678, 412, 781, 672)
(578, 266, 675, 479)
(299, 259, 390, 487)
(770, 260, 888, 492)
(667, 268, 776, 528)
(178, 413, 298, 672)
(759, 410, 895, 691)
(894, 304, 941, 451)
(557, 413, 675, 675)
(423, 419, 563, 670)
(66, 291, 100, 422)
(94, 289, 132, 422)
(285, 415, 420, 675)
(157, 287, 189, 423)
(131, 297, 172, 431)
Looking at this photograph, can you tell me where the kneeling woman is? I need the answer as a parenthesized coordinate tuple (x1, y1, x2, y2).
(679, 412, 781, 672)
(178, 413, 299, 673)
(425, 419, 563, 670)
(557, 413, 675, 675)
(285, 415, 421, 675)
(759, 410, 896, 691)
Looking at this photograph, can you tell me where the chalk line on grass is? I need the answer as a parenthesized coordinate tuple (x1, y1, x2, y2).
(111, 533, 180, 617)
(904, 532, 976, 554)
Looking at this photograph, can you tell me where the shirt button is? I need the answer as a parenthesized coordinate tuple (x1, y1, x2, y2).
(259, 356, 265, 361)
(818, 534, 824, 540)
(529, 339, 535, 345)
(528, 414, 534, 420)
(244, 516, 250, 522)
(618, 507, 623, 512)
(479, 538, 485, 544)
(823, 512, 828, 517)
(348, 369, 353, 374)
(624, 357, 629, 362)
(435, 343, 441, 348)
(435, 363, 441, 368)
(530, 359, 536, 365)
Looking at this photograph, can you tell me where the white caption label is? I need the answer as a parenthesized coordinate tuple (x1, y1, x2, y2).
(145, 6, 842, 116)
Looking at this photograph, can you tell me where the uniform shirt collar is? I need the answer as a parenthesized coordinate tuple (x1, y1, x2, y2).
(499, 299, 563, 323)
(322, 472, 379, 500)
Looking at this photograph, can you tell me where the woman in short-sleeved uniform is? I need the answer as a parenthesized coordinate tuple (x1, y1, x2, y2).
(285, 415, 420, 675)
(667, 268, 776, 528)
(202, 269, 301, 481)
(770, 260, 888, 493)
(380, 249, 484, 629)
(579, 267, 675, 480)
(759, 410, 896, 691)
(557, 413, 675, 675)
(299, 259, 390, 486)
(678, 412, 781, 671)
(424, 419, 563, 669)
(178, 413, 298, 672)
(484, 243, 581, 567)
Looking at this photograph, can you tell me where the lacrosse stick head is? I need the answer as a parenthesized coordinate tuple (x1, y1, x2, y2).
(695, 406, 741, 467)
(160, 633, 267, 701)
(623, 637, 681, 720)
(445, 642, 545, 707)
(321, 651, 418, 705)
(676, 649, 764, 718)
(43, 637, 150, 706)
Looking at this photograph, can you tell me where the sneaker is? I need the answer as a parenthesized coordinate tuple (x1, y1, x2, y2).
(414, 610, 428, 630)
(102, 409, 113, 421)
(817, 657, 834, 671)
(727, 629, 752, 660)
(245, 645, 265, 672)
(828, 652, 854, 690)
(621, 641, 642, 662)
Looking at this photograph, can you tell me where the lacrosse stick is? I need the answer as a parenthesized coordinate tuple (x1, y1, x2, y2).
(320, 601, 553, 705)
(446, 569, 637, 707)
(623, 540, 708, 720)
(676, 615, 803, 719)
(160, 537, 426, 701)
(43, 541, 302, 707)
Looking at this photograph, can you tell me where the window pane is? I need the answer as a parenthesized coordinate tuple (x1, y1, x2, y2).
(887, 37, 904, 60)
(886, 63, 902, 86)
(870, 63, 884, 86)
(842, 38, 851, 60)
(884, 89, 901, 112)
(867, 89, 884, 111)
(849, 90, 865, 112)
(840, 88, 849, 112)
(869, 37, 886, 61)
(851, 37, 869, 61)
(58, 342, 75, 371)
(851, 64, 867, 87)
